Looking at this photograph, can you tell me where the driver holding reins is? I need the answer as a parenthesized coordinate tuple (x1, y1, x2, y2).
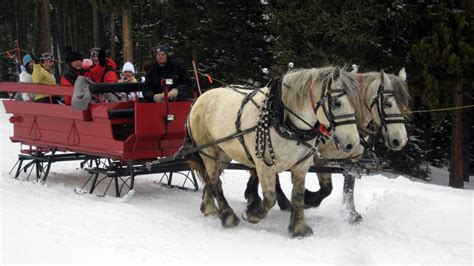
(143, 44, 193, 102)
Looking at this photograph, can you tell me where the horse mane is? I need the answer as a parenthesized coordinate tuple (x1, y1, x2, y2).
(281, 67, 363, 128)
(388, 74, 412, 117)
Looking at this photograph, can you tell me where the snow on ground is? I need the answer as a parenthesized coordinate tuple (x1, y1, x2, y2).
(0, 105, 473, 265)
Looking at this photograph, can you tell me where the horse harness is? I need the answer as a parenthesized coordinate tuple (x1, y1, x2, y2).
(170, 77, 357, 169)
(233, 77, 356, 167)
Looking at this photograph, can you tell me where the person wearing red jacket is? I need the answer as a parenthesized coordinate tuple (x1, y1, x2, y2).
(60, 49, 83, 105)
(89, 48, 118, 83)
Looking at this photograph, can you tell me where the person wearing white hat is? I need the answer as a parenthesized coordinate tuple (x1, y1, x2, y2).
(120, 62, 138, 83)
(117, 61, 140, 101)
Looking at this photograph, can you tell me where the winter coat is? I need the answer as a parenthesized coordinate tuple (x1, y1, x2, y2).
(19, 71, 32, 83)
(32, 64, 56, 101)
(89, 58, 118, 83)
(60, 68, 83, 105)
(17, 71, 34, 101)
(143, 60, 193, 102)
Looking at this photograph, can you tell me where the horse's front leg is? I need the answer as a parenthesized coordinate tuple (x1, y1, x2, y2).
(243, 169, 276, 224)
(245, 171, 292, 213)
(288, 167, 313, 237)
(304, 172, 333, 208)
(244, 169, 263, 214)
(342, 173, 363, 223)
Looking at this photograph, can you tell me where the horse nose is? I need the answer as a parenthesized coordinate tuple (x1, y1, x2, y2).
(345, 144, 353, 151)
(392, 139, 400, 147)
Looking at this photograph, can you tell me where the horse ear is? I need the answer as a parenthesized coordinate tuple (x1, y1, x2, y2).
(380, 69, 385, 83)
(398, 67, 407, 81)
(332, 66, 340, 80)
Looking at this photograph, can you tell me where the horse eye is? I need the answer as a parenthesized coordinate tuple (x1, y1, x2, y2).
(384, 98, 392, 108)
(332, 100, 341, 109)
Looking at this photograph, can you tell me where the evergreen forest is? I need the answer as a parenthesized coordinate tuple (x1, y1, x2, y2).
(0, 0, 472, 187)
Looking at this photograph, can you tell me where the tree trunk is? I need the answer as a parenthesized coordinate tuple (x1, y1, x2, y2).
(15, 0, 28, 53)
(449, 82, 464, 188)
(109, 12, 117, 61)
(51, 0, 60, 76)
(41, 0, 52, 53)
(33, 1, 41, 53)
(463, 84, 472, 182)
(122, 8, 133, 63)
(92, 6, 100, 48)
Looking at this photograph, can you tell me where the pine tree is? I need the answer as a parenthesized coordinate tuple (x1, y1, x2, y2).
(412, 3, 473, 188)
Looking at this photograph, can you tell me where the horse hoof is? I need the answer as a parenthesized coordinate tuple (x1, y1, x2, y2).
(221, 210, 240, 228)
(344, 211, 363, 224)
(277, 201, 293, 212)
(200, 203, 219, 217)
(288, 222, 314, 238)
(242, 211, 264, 224)
(349, 213, 363, 224)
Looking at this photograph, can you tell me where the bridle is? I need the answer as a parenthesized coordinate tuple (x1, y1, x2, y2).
(309, 78, 357, 135)
(369, 82, 406, 131)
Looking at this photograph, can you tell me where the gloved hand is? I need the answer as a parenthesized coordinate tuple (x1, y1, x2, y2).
(168, 89, 178, 100)
(98, 49, 107, 66)
(153, 93, 164, 103)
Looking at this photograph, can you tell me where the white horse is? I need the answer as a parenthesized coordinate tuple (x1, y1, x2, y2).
(245, 68, 411, 223)
(186, 67, 361, 237)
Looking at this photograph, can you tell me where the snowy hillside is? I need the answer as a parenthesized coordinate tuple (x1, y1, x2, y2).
(1, 105, 472, 265)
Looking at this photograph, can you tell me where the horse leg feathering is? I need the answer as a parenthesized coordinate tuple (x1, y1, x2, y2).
(342, 173, 363, 223)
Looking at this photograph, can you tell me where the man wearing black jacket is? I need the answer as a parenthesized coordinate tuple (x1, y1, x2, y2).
(143, 45, 193, 102)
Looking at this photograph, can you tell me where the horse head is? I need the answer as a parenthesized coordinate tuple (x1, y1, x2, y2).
(315, 67, 361, 153)
(366, 68, 409, 150)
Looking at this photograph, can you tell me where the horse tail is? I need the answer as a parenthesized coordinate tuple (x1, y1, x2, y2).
(188, 157, 208, 184)
(180, 110, 209, 184)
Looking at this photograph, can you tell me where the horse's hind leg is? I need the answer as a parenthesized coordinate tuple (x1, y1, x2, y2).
(304, 172, 333, 208)
(201, 184, 219, 217)
(188, 160, 219, 217)
(202, 153, 240, 228)
(275, 175, 292, 211)
(342, 173, 362, 223)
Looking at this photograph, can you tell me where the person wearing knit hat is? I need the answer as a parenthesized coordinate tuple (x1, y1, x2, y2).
(142, 44, 193, 102)
(23, 54, 33, 67)
(66, 51, 83, 71)
(19, 54, 34, 82)
(117, 61, 139, 101)
(120, 62, 138, 83)
(60, 49, 84, 105)
(16, 54, 35, 101)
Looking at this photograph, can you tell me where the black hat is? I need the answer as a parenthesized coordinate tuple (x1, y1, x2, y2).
(67, 51, 83, 64)
(155, 44, 171, 56)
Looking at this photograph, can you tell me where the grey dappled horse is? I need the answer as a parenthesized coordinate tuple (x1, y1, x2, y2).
(245, 68, 411, 223)
(186, 67, 361, 237)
